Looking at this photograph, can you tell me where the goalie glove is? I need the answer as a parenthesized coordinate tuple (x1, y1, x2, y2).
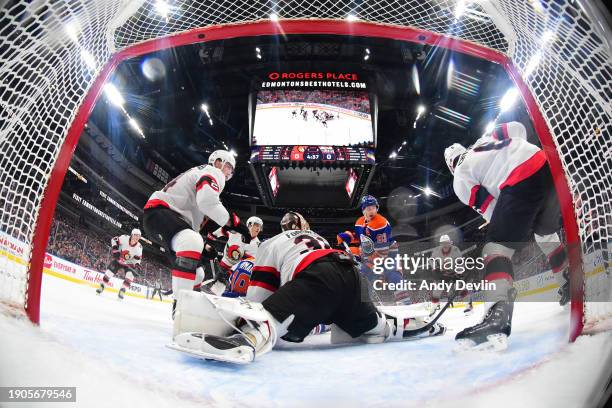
(223, 213, 251, 243)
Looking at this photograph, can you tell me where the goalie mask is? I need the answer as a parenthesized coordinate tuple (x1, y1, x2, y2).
(280, 211, 310, 232)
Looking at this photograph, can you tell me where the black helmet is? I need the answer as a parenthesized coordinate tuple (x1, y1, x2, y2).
(280, 211, 310, 231)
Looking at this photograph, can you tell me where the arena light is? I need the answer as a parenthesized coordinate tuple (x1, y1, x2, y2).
(524, 51, 542, 78)
(80, 49, 96, 70)
(104, 83, 124, 107)
(411, 65, 420, 95)
(128, 117, 145, 138)
(485, 121, 496, 133)
(389, 151, 397, 159)
(155, 1, 171, 19)
(446, 60, 455, 89)
(201, 103, 210, 115)
(499, 88, 520, 113)
(541, 30, 556, 45)
(64, 21, 80, 42)
(269, 13, 279, 21)
(346, 14, 358, 22)
(454, 0, 467, 18)
(229, 149, 237, 157)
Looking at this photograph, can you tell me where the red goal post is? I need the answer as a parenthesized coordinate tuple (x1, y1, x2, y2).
(0, 1, 610, 343)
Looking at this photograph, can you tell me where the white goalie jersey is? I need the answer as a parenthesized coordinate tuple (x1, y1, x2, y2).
(246, 229, 339, 303)
(453, 122, 547, 221)
(112, 235, 143, 268)
(145, 164, 229, 230)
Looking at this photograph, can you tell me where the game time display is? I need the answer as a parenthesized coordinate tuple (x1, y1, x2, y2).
(250, 145, 375, 164)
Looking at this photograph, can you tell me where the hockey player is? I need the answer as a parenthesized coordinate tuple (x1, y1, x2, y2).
(337, 195, 402, 284)
(96, 228, 143, 300)
(428, 235, 473, 315)
(170, 212, 445, 363)
(142, 150, 252, 298)
(216, 216, 263, 274)
(444, 121, 569, 350)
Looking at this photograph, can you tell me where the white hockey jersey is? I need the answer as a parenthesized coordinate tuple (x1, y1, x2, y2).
(112, 235, 143, 267)
(453, 122, 546, 221)
(218, 231, 261, 271)
(246, 229, 339, 303)
(430, 245, 462, 274)
(145, 165, 229, 230)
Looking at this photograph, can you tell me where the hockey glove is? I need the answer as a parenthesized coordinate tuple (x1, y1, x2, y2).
(200, 244, 219, 261)
(223, 213, 251, 243)
(337, 232, 352, 245)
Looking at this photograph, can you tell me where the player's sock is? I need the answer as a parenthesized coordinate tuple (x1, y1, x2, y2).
(96, 273, 112, 294)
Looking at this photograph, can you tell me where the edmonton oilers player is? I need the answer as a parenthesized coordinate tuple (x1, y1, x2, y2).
(337, 195, 401, 284)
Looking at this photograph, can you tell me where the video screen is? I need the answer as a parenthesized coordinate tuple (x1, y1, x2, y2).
(345, 168, 358, 198)
(268, 167, 279, 197)
(252, 89, 373, 147)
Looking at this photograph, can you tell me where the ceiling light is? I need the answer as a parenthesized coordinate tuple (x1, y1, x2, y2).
(104, 84, 124, 107)
(499, 88, 520, 113)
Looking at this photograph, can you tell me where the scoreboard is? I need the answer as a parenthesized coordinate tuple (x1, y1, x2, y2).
(250, 145, 375, 164)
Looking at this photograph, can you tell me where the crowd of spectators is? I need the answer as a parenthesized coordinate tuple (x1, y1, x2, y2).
(257, 89, 370, 114)
(46, 212, 171, 290)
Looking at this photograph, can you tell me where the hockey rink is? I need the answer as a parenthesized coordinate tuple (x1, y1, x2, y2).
(253, 104, 373, 146)
(1, 272, 611, 407)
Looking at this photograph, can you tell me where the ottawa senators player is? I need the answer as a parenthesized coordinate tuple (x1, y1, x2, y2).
(96, 228, 142, 300)
(142, 150, 251, 298)
(337, 195, 401, 283)
(171, 212, 445, 363)
(445, 121, 568, 350)
(216, 216, 263, 274)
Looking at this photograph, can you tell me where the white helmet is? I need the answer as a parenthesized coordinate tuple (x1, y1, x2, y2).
(208, 150, 236, 177)
(131, 228, 141, 236)
(247, 216, 263, 229)
(444, 143, 467, 174)
(439, 234, 451, 244)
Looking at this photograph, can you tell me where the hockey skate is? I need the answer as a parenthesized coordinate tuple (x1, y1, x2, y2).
(455, 300, 513, 352)
(168, 332, 255, 364)
(118, 287, 126, 300)
(463, 302, 474, 316)
(95, 283, 105, 295)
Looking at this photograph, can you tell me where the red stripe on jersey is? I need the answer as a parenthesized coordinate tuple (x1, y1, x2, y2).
(196, 175, 220, 193)
(176, 250, 201, 260)
(253, 265, 281, 278)
(249, 280, 278, 293)
(219, 259, 232, 272)
(468, 185, 480, 207)
(480, 194, 494, 214)
(499, 150, 546, 190)
(144, 199, 170, 209)
(292, 249, 342, 278)
(485, 272, 513, 283)
(172, 270, 196, 280)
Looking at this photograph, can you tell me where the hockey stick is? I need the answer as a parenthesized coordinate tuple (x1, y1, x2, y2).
(402, 287, 458, 338)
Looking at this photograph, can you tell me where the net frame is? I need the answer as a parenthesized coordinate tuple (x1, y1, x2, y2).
(0, 1, 610, 342)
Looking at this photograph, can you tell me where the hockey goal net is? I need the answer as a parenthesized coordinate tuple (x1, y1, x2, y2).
(0, 0, 610, 340)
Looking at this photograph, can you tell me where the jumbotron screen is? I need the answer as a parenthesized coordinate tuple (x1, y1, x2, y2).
(252, 89, 373, 147)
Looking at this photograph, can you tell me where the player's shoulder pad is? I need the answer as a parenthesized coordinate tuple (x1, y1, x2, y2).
(367, 214, 390, 230)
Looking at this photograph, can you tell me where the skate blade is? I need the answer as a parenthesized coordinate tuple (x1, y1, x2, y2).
(454, 333, 508, 353)
(166, 336, 254, 364)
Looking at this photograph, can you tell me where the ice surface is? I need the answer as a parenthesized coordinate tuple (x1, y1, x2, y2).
(1, 273, 611, 407)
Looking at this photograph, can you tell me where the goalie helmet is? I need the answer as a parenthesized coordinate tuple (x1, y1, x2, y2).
(247, 216, 263, 230)
(208, 150, 236, 176)
(444, 143, 467, 174)
(280, 211, 310, 231)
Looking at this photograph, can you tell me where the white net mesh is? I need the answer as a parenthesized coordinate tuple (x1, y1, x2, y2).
(0, 0, 610, 329)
